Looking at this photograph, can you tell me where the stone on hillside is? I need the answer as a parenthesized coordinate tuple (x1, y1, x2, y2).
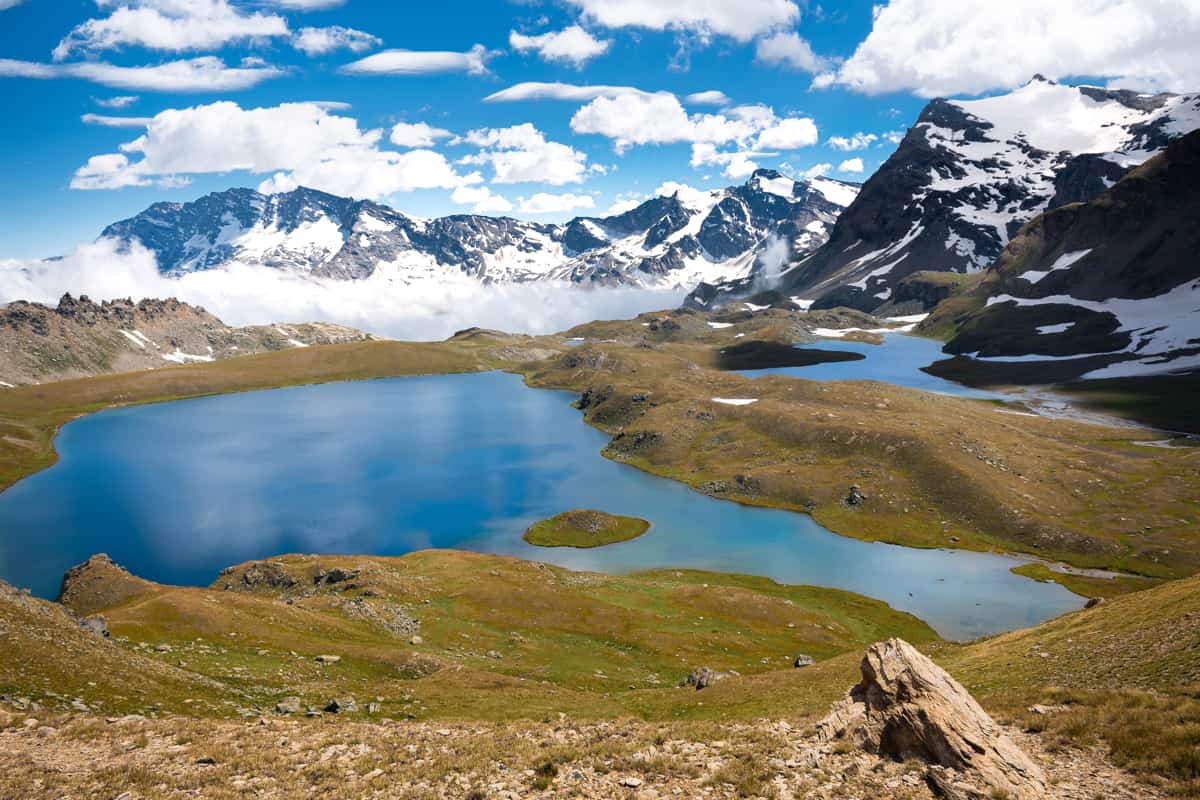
(817, 638, 1046, 800)
(315, 654, 341, 664)
(325, 697, 358, 714)
(274, 697, 301, 715)
(78, 615, 109, 639)
(679, 667, 736, 690)
(793, 654, 815, 668)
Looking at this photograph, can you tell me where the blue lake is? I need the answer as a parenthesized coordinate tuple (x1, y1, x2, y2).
(736, 334, 1005, 399)
(0, 370, 1079, 639)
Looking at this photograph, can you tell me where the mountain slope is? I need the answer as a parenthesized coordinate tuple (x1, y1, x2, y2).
(920, 128, 1200, 384)
(101, 171, 859, 291)
(779, 77, 1200, 312)
(0, 294, 374, 386)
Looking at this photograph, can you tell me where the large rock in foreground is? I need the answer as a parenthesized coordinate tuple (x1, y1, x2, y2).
(817, 638, 1046, 800)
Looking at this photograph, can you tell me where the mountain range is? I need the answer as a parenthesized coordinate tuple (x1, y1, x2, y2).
(778, 76, 1200, 313)
(101, 171, 859, 291)
(920, 127, 1200, 384)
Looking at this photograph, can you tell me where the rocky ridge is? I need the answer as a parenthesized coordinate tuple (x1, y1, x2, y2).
(0, 293, 375, 386)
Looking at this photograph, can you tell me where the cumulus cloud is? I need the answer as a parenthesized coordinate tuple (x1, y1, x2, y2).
(0, 0, 26, 9)
(342, 44, 494, 76)
(817, 0, 1200, 96)
(802, 163, 832, 179)
(389, 121, 452, 148)
(293, 26, 380, 56)
(518, 192, 596, 214)
(754, 31, 829, 73)
(81, 113, 154, 127)
(458, 124, 589, 185)
(684, 90, 731, 106)
(70, 100, 471, 198)
(450, 185, 514, 214)
(571, 93, 801, 156)
(483, 81, 656, 103)
(689, 144, 771, 180)
(54, 0, 289, 61)
(0, 239, 682, 341)
(755, 117, 818, 149)
(827, 132, 878, 151)
(0, 56, 284, 91)
(565, 0, 799, 42)
(838, 157, 864, 174)
(882, 130, 906, 145)
(95, 94, 139, 108)
(509, 25, 611, 68)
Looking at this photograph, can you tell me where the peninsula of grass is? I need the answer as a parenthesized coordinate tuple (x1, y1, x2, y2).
(524, 509, 650, 548)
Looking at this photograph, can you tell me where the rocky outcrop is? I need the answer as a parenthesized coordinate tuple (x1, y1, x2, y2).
(818, 638, 1046, 800)
(0, 293, 376, 387)
(679, 667, 737, 690)
(922, 127, 1200, 383)
(56, 554, 153, 618)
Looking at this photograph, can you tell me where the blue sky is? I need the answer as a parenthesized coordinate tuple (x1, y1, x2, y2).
(0, 0, 1193, 258)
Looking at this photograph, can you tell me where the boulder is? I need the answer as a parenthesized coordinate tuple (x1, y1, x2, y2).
(78, 615, 109, 639)
(325, 697, 357, 714)
(844, 485, 867, 507)
(274, 697, 301, 715)
(816, 638, 1046, 800)
(679, 667, 736, 690)
(793, 654, 815, 668)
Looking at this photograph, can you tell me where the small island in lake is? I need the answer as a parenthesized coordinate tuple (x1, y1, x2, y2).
(524, 509, 651, 548)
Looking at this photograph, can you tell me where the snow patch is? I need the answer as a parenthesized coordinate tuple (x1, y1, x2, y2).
(712, 398, 758, 406)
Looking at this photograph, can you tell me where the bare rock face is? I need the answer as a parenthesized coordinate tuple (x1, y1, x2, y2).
(57, 554, 153, 617)
(817, 638, 1046, 800)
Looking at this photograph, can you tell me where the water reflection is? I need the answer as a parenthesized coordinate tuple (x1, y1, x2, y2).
(0, 372, 1078, 639)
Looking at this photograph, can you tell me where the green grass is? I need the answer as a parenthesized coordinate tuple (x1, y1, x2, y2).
(523, 509, 651, 548)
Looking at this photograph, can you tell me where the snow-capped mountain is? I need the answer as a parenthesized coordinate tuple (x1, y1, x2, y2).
(775, 77, 1200, 312)
(100, 170, 859, 291)
(922, 128, 1200, 382)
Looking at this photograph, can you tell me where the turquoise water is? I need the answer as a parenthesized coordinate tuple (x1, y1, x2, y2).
(735, 335, 1004, 398)
(0, 371, 1078, 639)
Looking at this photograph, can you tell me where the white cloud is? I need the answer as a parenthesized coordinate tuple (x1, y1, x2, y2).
(802, 163, 832, 179)
(754, 31, 829, 73)
(518, 192, 596, 214)
(95, 95, 139, 108)
(684, 90, 730, 106)
(293, 26, 380, 56)
(81, 113, 153, 128)
(820, 0, 1200, 96)
(838, 157, 864, 174)
(70, 100, 470, 198)
(566, 0, 799, 42)
(389, 121, 452, 148)
(828, 132, 878, 151)
(458, 124, 589, 186)
(483, 81, 656, 103)
(54, 0, 289, 61)
(0, 56, 284, 91)
(882, 130, 905, 145)
(509, 25, 611, 68)
(755, 117, 818, 149)
(0, 0, 26, 9)
(603, 192, 645, 215)
(690, 144, 771, 180)
(570, 93, 791, 155)
(0, 239, 684, 342)
(450, 185, 514, 214)
(342, 45, 494, 76)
